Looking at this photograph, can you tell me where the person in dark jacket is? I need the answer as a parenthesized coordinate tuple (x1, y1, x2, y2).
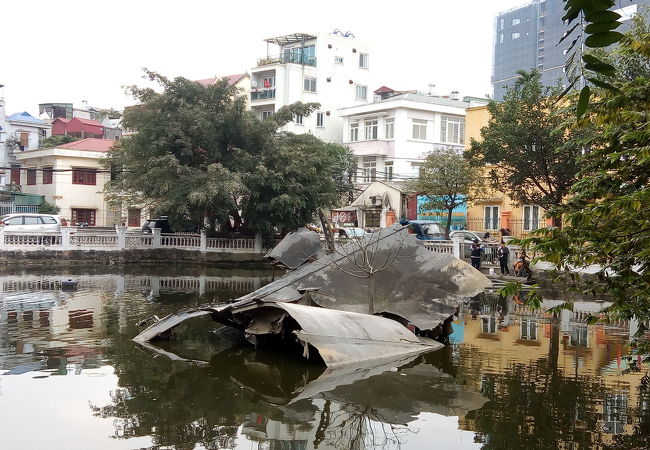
(497, 241, 510, 275)
(470, 239, 483, 270)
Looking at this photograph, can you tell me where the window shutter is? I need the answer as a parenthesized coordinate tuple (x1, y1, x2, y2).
(460, 119, 465, 144)
(20, 132, 29, 147)
(440, 116, 447, 142)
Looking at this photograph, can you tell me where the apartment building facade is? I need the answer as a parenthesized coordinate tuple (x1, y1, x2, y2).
(339, 92, 480, 186)
(249, 32, 372, 143)
(492, 0, 649, 100)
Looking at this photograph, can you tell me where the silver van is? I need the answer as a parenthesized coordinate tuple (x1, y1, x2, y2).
(0, 213, 62, 232)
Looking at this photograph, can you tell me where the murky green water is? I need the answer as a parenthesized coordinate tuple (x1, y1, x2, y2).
(0, 268, 648, 449)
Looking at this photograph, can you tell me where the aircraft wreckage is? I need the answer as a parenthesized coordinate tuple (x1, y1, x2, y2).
(134, 225, 490, 368)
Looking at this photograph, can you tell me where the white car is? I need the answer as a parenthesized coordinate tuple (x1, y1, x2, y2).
(0, 213, 62, 232)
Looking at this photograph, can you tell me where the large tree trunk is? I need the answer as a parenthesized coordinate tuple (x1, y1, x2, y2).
(445, 209, 453, 239)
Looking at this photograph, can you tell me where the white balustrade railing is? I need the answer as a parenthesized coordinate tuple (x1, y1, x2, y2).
(0, 227, 264, 255)
(422, 241, 454, 254)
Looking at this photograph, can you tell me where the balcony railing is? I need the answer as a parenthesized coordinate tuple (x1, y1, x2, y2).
(251, 89, 276, 101)
(257, 54, 317, 67)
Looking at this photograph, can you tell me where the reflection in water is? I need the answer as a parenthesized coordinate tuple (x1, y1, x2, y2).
(0, 269, 648, 449)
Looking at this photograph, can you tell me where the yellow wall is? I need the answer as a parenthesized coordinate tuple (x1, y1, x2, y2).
(464, 105, 547, 238)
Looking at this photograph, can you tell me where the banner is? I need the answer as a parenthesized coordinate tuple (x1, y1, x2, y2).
(416, 195, 467, 226)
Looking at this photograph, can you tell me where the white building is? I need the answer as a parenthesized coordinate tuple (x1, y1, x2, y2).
(339, 91, 485, 185)
(0, 99, 52, 185)
(249, 32, 372, 143)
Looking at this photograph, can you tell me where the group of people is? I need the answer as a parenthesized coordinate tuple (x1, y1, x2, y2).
(469, 239, 532, 280)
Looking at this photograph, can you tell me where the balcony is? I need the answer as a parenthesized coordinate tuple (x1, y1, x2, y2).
(251, 89, 276, 101)
(347, 140, 394, 157)
(256, 53, 317, 67)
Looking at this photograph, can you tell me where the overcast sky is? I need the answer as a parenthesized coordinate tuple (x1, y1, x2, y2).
(1, 0, 526, 116)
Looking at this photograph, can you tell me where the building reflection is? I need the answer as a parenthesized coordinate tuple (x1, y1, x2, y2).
(455, 292, 649, 449)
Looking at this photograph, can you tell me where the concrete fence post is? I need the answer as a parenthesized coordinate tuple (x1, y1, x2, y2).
(0, 226, 5, 249)
(61, 227, 71, 250)
(115, 225, 127, 250)
(254, 233, 263, 253)
(452, 235, 463, 259)
(152, 228, 161, 248)
(200, 229, 207, 253)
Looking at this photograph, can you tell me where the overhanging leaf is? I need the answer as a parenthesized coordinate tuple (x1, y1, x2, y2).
(585, 31, 624, 48)
(587, 77, 620, 92)
(577, 85, 590, 118)
(558, 23, 581, 45)
(584, 10, 621, 23)
(584, 20, 621, 34)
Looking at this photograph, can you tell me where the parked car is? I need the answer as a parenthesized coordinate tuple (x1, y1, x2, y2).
(141, 217, 173, 234)
(0, 213, 62, 232)
(401, 220, 445, 240)
(337, 227, 367, 239)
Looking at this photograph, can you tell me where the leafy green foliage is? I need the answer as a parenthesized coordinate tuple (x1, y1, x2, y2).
(408, 148, 481, 238)
(466, 70, 584, 211)
(105, 70, 349, 233)
(42, 135, 79, 148)
(526, 29, 650, 349)
(38, 200, 61, 214)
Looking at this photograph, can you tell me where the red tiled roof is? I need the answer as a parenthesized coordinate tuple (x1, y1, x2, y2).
(374, 86, 396, 94)
(57, 138, 116, 152)
(196, 73, 248, 87)
(53, 117, 71, 123)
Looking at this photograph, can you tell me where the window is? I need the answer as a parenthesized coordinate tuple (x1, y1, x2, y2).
(385, 118, 394, 139)
(440, 115, 465, 144)
(523, 205, 540, 231)
(11, 165, 21, 185)
(362, 157, 376, 182)
(411, 162, 423, 177)
(412, 119, 427, 140)
(127, 209, 141, 227)
(484, 206, 499, 230)
(334, 56, 344, 64)
(512, 32, 520, 39)
(261, 110, 273, 120)
(482, 316, 497, 334)
(364, 119, 378, 140)
(350, 123, 359, 142)
(304, 77, 317, 92)
(24, 216, 40, 225)
(499, 33, 504, 44)
(262, 76, 275, 88)
(43, 167, 53, 184)
(294, 114, 303, 125)
(316, 112, 324, 127)
(355, 85, 367, 100)
(500, 18, 504, 30)
(359, 53, 369, 68)
(520, 319, 538, 340)
(41, 216, 57, 224)
(20, 132, 29, 150)
(27, 169, 36, 185)
(4, 216, 22, 225)
(384, 161, 393, 181)
(72, 168, 97, 185)
(512, 18, 521, 25)
(71, 209, 96, 226)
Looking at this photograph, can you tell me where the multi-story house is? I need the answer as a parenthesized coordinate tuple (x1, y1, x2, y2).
(492, 0, 649, 100)
(0, 97, 52, 186)
(14, 138, 143, 227)
(40, 102, 123, 140)
(339, 90, 482, 185)
(464, 103, 546, 238)
(249, 32, 372, 143)
(196, 72, 251, 106)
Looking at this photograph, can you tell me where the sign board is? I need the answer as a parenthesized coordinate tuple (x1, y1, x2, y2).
(331, 210, 357, 225)
(416, 195, 467, 227)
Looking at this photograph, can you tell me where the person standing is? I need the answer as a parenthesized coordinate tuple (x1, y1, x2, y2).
(497, 241, 510, 275)
(470, 239, 483, 270)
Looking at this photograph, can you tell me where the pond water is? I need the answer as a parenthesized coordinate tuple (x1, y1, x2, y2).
(0, 267, 648, 450)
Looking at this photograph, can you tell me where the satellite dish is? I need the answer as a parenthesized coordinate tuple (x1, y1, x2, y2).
(251, 79, 258, 88)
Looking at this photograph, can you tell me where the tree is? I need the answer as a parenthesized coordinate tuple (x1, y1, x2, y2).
(526, 25, 650, 353)
(42, 135, 79, 148)
(104, 70, 348, 234)
(409, 148, 481, 238)
(465, 70, 584, 218)
(38, 200, 60, 214)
